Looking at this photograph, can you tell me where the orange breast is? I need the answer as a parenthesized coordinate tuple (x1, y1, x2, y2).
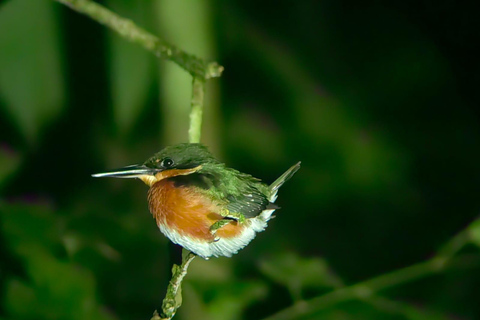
(147, 179, 244, 241)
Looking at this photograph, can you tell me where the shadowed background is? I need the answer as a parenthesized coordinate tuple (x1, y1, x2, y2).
(1, 0, 479, 319)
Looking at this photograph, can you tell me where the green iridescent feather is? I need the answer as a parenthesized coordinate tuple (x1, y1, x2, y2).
(144, 143, 299, 219)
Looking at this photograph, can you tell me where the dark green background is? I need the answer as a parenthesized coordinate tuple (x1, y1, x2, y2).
(1, 0, 479, 319)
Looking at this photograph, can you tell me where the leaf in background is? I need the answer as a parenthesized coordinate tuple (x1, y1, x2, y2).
(467, 218, 480, 248)
(181, 280, 268, 320)
(259, 252, 343, 301)
(3, 279, 37, 319)
(186, 256, 234, 284)
(303, 298, 452, 320)
(182, 258, 268, 320)
(0, 0, 64, 144)
(206, 281, 268, 320)
(402, 307, 451, 320)
(106, 0, 153, 134)
(0, 203, 114, 320)
(0, 145, 20, 191)
(366, 296, 452, 320)
(4, 249, 114, 320)
(0, 203, 61, 252)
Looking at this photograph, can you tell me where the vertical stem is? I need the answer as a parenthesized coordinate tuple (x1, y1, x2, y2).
(55, 1, 219, 319)
(152, 250, 196, 320)
(189, 77, 205, 143)
(156, 71, 205, 320)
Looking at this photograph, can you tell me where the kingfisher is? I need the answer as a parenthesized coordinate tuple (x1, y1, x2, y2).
(93, 143, 300, 259)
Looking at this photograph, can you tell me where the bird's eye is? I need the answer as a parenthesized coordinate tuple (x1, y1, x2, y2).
(161, 157, 174, 168)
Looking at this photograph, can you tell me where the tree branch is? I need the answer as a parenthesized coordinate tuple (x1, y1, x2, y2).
(263, 228, 475, 320)
(151, 250, 197, 320)
(54, 0, 223, 80)
(188, 78, 206, 143)
(54, 1, 218, 319)
(153, 76, 204, 319)
(263, 254, 478, 320)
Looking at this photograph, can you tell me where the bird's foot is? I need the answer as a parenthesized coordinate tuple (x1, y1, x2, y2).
(219, 209, 246, 223)
(209, 219, 231, 242)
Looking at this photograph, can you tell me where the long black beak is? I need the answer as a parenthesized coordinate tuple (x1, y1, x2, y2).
(92, 164, 156, 178)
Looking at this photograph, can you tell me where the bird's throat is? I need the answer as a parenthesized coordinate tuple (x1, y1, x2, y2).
(139, 165, 202, 187)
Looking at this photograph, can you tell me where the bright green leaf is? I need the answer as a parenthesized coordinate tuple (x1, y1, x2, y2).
(0, 0, 64, 143)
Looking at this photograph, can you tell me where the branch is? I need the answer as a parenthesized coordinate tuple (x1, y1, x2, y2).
(152, 76, 204, 318)
(151, 250, 196, 320)
(55, 1, 220, 318)
(188, 78, 206, 143)
(363, 295, 449, 318)
(263, 229, 475, 320)
(55, 0, 224, 80)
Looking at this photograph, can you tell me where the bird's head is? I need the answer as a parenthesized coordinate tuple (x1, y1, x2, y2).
(92, 143, 220, 186)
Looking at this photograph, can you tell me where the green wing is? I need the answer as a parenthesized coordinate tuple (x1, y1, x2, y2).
(170, 166, 274, 219)
(225, 185, 273, 219)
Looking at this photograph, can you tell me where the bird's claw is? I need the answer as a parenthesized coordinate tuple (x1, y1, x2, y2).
(219, 209, 246, 223)
(209, 219, 231, 242)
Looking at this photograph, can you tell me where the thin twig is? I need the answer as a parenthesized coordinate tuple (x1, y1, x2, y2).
(151, 250, 196, 320)
(54, 0, 223, 80)
(263, 254, 478, 320)
(154, 76, 204, 319)
(54, 1, 218, 319)
(363, 295, 449, 319)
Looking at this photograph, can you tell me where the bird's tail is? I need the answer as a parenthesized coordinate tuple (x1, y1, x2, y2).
(268, 161, 301, 202)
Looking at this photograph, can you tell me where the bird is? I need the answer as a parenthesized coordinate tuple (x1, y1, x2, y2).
(92, 143, 300, 259)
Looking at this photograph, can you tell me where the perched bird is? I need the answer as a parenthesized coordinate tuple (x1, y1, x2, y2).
(93, 143, 300, 259)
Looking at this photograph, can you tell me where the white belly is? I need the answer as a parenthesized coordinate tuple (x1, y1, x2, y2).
(157, 208, 276, 259)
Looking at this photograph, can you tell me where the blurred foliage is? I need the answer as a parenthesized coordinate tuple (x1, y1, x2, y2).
(0, 0, 64, 144)
(259, 252, 343, 301)
(106, 0, 154, 136)
(0, 203, 114, 320)
(1, 0, 480, 319)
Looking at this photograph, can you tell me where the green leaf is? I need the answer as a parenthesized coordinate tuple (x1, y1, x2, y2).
(0, 146, 21, 190)
(259, 252, 343, 301)
(181, 258, 268, 320)
(180, 279, 267, 320)
(4, 249, 115, 320)
(106, 0, 153, 134)
(403, 309, 450, 320)
(365, 296, 451, 320)
(0, 202, 61, 253)
(468, 218, 480, 247)
(3, 279, 38, 318)
(0, 203, 115, 320)
(0, 0, 64, 143)
(206, 281, 268, 320)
